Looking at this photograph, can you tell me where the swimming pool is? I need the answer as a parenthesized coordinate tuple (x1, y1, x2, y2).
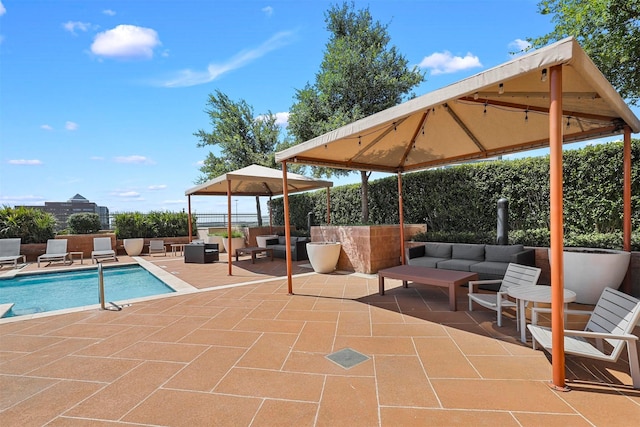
(0, 265, 175, 318)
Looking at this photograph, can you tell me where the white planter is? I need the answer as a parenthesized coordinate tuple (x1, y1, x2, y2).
(123, 238, 144, 256)
(307, 242, 341, 274)
(256, 235, 278, 248)
(222, 237, 245, 253)
(206, 235, 226, 253)
(550, 248, 631, 304)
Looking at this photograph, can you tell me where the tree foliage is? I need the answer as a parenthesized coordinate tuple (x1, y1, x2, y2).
(67, 213, 101, 234)
(529, 0, 640, 105)
(194, 90, 283, 225)
(287, 2, 424, 222)
(0, 206, 56, 244)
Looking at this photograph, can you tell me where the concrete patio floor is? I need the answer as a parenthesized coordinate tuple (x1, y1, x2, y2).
(1, 253, 639, 426)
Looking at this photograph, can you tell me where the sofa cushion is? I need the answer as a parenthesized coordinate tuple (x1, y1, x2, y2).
(436, 259, 479, 272)
(485, 244, 524, 263)
(424, 242, 453, 258)
(451, 244, 485, 261)
(470, 261, 510, 277)
(408, 256, 447, 268)
(278, 236, 286, 245)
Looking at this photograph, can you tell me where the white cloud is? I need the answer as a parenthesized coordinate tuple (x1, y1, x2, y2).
(262, 6, 274, 17)
(103, 9, 116, 16)
(418, 51, 482, 75)
(90, 156, 104, 161)
(508, 38, 532, 55)
(1, 195, 46, 205)
(116, 191, 141, 197)
(163, 199, 185, 204)
(65, 121, 78, 130)
(195, 160, 204, 166)
(114, 155, 155, 164)
(160, 30, 295, 87)
(148, 184, 167, 190)
(91, 25, 161, 60)
(41, 124, 53, 131)
(63, 21, 92, 35)
(0, 1, 6, 16)
(8, 159, 43, 165)
(274, 111, 289, 126)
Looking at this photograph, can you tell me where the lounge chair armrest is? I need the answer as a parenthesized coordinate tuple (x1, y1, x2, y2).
(563, 330, 639, 341)
(530, 307, 593, 325)
(468, 279, 502, 293)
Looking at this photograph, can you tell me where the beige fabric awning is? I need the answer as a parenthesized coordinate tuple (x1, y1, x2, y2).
(276, 37, 639, 172)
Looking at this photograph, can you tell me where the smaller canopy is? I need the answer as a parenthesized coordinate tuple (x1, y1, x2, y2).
(185, 164, 333, 197)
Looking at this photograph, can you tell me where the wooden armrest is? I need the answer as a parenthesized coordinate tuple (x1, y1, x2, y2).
(530, 307, 593, 325)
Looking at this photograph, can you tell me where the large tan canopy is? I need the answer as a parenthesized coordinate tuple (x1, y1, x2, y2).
(185, 164, 333, 197)
(276, 37, 639, 172)
(275, 37, 639, 391)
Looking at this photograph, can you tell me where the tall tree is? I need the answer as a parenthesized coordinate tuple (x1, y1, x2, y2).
(194, 90, 281, 226)
(288, 2, 424, 223)
(528, 0, 639, 105)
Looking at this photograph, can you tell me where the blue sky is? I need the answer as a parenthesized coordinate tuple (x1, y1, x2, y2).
(1, 0, 638, 216)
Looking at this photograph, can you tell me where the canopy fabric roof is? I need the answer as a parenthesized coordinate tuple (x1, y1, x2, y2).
(184, 164, 333, 197)
(276, 37, 639, 172)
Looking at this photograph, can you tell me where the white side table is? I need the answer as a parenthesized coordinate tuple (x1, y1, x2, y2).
(507, 285, 576, 343)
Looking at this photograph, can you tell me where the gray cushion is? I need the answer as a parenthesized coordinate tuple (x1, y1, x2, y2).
(408, 256, 447, 268)
(424, 243, 453, 258)
(485, 244, 524, 263)
(470, 261, 510, 276)
(278, 236, 286, 245)
(436, 259, 480, 272)
(451, 244, 485, 261)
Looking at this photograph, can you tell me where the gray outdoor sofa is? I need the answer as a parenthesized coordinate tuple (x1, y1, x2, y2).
(407, 242, 536, 290)
(265, 236, 309, 261)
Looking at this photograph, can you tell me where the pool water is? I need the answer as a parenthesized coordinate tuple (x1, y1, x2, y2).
(0, 265, 175, 318)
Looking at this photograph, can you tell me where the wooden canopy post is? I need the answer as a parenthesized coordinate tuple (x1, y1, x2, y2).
(227, 179, 233, 276)
(282, 161, 293, 294)
(187, 195, 193, 243)
(549, 64, 568, 391)
(269, 195, 273, 234)
(397, 172, 406, 265)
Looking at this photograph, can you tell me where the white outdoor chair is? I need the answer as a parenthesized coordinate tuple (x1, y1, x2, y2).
(468, 263, 542, 327)
(92, 237, 117, 263)
(0, 238, 26, 268)
(528, 287, 640, 389)
(148, 239, 166, 256)
(37, 239, 69, 267)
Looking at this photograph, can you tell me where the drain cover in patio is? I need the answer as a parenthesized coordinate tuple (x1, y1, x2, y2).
(326, 348, 369, 369)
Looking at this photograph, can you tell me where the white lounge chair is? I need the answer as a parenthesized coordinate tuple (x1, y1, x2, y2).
(148, 239, 166, 256)
(37, 239, 69, 267)
(468, 263, 541, 327)
(92, 237, 117, 263)
(0, 238, 26, 268)
(528, 287, 640, 389)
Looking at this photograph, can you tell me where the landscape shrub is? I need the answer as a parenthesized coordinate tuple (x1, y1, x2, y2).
(0, 206, 56, 243)
(67, 213, 101, 234)
(114, 211, 196, 239)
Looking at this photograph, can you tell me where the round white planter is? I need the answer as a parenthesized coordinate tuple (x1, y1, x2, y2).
(550, 248, 631, 304)
(123, 238, 144, 256)
(222, 237, 245, 253)
(206, 235, 226, 253)
(307, 242, 341, 274)
(256, 235, 278, 248)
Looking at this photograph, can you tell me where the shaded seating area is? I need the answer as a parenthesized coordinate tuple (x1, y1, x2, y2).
(91, 237, 117, 263)
(528, 287, 640, 389)
(37, 239, 69, 267)
(148, 239, 166, 256)
(0, 238, 26, 269)
(468, 263, 541, 327)
(184, 242, 219, 263)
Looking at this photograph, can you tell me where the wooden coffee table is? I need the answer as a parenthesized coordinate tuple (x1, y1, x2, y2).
(378, 265, 478, 311)
(235, 247, 274, 263)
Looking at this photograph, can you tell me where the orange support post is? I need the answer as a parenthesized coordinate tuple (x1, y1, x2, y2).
(549, 65, 568, 391)
(397, 172, 406, 265)
(282, 161, 293, 294)
(187, 195, 192, 243)
(227, 179, 233, 276)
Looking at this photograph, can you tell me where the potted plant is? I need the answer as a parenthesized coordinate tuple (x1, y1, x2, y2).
(217, 230, 246, 253)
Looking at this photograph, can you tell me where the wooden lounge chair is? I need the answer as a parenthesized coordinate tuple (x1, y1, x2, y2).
(37, 239, 69, 267)
(528, 287, 640, 389)
(0, 238, 26, 268)
(148, 239, 166, 256)
(92, 237, 117, 263)
(468, 263, 541, 327)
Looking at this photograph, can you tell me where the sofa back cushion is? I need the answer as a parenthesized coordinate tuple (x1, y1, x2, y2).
(452, 244, 485, 261)
(278, 236, 287, 245)
(485, 244, 524, 263)
(424, 242, 453, 258)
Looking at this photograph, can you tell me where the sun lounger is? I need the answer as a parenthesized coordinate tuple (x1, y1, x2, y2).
(92, 237, 117, 263)
(0, 238, 26, 268)
(37, 239, 69, 267)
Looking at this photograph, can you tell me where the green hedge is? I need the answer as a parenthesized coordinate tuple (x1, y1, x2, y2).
(114, 211, 197, 239)
(270, 139, 639, 248)
(67, 213, 102, 234)
(0, 206, 56, 244)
